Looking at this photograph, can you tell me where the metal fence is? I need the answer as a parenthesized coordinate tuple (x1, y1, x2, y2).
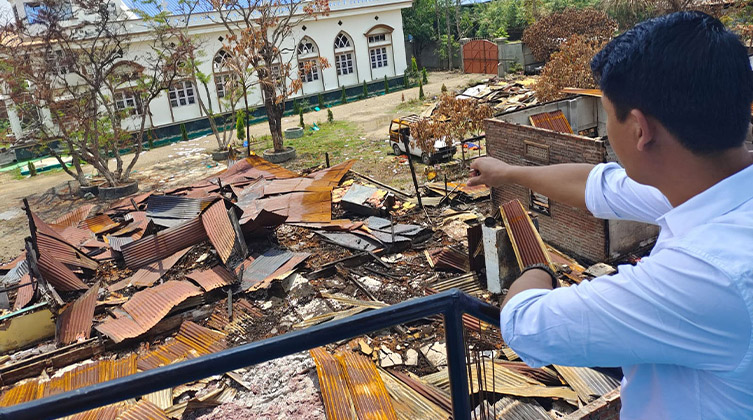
(0, 289, 501, 420)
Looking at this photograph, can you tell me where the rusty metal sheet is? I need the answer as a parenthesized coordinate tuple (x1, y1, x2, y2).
(37, 251, 88, 291)
(561, 87, 602, 97)
(337, 351, 399, 420)
(109, 247, 191, 291)
(107, 236, 135, 252)
(487, 396, 550, 420)
(43, 354, 138, 399)
(316, 231, 383, 252)
(37, 232, 99, 271)
(80, 214, 122, 235)
(115, 399, 169, 420)
(121, 217, 207, 269)
(69, 402, 133, 420)
(146, 195, 213, 225)
(57, 281, 100, 345)
(0, 379, 42, 407)
(425, 248, 469, 272)
(425, 182, 490, 201)
(239, 249, 294, 292)
(138, 321, 226, 371)
(185, 265, 237, 292)
(554, 365, 620, 404)
(201, 200, 247, 268)
(96, 281, 203, 343)
(0, 252, 26, 272)
(377, 368, 450, 420)
(530, 110, 574, 134)
(500, 200, 555, 271)
(55, 226, 96, 247)
(110, 212, 151, 239)
(388, 370, 452, 414)
(306, 160, 355, 185)
(261, 178, 334, 196)
(310, 347, 357, 420)
(429, 273, 482, 296)
(111, 192, 153, 211)
(13, 274, 34, 311)
(239, 191, 332, 224)
(51, 204, 96, 227)
(212, 155, 299, 184)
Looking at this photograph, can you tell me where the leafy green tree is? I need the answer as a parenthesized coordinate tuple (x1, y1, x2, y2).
(421, 68, 428, 84)
(341, 86, 348, 104)
(476, 0, 527, 39)
(236, 112, 246, 142)
(402, 0, 436, 67)
(180, 124, 189, 142)
(522, 9, 616, 61)
(361, 80, 369, 99)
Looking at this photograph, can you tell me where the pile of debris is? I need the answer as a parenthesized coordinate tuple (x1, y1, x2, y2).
(0, 156, 619, 419)
(454, 79, 538, 113)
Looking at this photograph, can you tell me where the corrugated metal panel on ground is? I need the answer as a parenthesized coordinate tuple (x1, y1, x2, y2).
(425, 182, 490, 201)
(488, 396, 550, 420)
(146, 195, 212, 220)
(142, 388, 172, 410)
(121, 217, 207, 269)
(36, 233, 99, 271)
(13, 274, 34, 310)
(54, 226, 95, 247)
(429, 273, 482, 295)
(213, 155, 299, 184)
(554, 365, 620, 404)
(37, 251, 88, 291)
(107, 236, 135, 252)
(388, 371, 451, 414)
(561, 87, 602, 97)
(261, 178, 334, 196)
(529, 110, 574, 134)
(80, 214, 122, 235)
(137, 321, 226, 371)
(128, 247, 191, 289)
(0, 380, 41, 407)
(336, 351, 399, 420)
(425, 248, 469, 272)
(96, 281, 203, 343)
(238, 249, 294, 292)
(306, 160, 355, 185)
(51, 204, 95, 227)
(500, 200, 555, 271)
(0, 252, 26, 271)
(201, 200, 246, 267)
(238, 191, 332, 224)
(114, 399, 169, 420)
(377, 368, 450, 420)
(310, 347, 358, 420)
(185, 265, 236, 292)
(57, 281, 100, 345)
(68, 401, 133, 420)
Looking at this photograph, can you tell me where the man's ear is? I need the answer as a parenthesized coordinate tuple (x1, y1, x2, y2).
(630, 109, 654, 152)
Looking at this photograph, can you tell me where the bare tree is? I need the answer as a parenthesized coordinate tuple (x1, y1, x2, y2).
(206, 0, 331, 154)
(0, 0, 186, 187)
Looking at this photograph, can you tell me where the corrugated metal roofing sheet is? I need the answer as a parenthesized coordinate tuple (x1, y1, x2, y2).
(239, 249, 294, 292)
(121, 217, 207, 269)
(425, 248, 469, 272)
(561, 87, 602, 97)
(0, 253, 26, 271)
(108, 236, 136, 252)
(185, 265, 236, 292)
(306, 160, 355, 185)
(137, 321, 226, 371)
(0, 380, 41, 407)
(37, 251, 88, 291)
(337, 351, 399, 420)
(316, 231, 383, 252)
(377, 368, 450, 420)
(530, 110, 574, 134)
(553, 365, 620, 403)
(37, 232, 99, 271)
(53, 226, 95, 247)
(310, 347, 358, 420)
(500, 200, 555, 271)
(487, 396, 550, 420)
(114, 399, 169, 420)
(429, 273, 482, 296)
(69, 402, 133, 420)
(13, 273, 34, 310)
(108, 247, 191, 291)
(96, 281, 203, 343)
(80, 214, 122, 235)
(51, 204, 95, 227)
(211, 155, 299, 185)
(146, 195, 213, 224)
(57, 281, 100, 345)
(201, 201, 246, 267)
(239, 190, 332, 224)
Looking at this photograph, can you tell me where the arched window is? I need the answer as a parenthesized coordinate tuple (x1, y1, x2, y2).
(296, 37, 320, 83)
(297, 37, 318, 57)
(365, 25, 394, 71)
(213, 50, 232, 73)
(109, 61, 144, 84)
(333, 32, 355, 77)
(213, 50, 237, 99)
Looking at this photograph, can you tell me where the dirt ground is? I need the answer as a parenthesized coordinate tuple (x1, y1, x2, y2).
(0, 71, 479, 262)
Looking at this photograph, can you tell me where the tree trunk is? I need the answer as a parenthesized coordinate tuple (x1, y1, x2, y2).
(198, 81, 225, 150)
(243, 85, 251, 157)
(263, 83, 284, 152)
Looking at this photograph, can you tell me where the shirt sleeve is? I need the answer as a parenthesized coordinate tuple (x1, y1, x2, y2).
(500, 246, 750, 372)
(585, 163, 672, 224)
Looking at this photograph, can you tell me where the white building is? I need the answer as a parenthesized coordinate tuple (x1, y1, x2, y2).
(3, 0, 411, 143)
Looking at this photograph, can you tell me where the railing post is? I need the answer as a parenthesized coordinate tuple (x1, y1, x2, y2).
(445, 302, 471, 420)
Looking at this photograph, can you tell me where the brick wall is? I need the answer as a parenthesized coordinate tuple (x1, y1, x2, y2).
(486, 119, 609, 262)
(563, 389, 621, 420)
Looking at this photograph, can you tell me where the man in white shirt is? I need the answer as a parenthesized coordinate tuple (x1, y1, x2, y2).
(468, 11, 753, 420)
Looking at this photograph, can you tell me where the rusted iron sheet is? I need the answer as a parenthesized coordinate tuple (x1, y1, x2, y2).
(13, 274, 34, 311)
(238, 249, 294, 292)
(212, 155, 299, 184)
(306, 160, 355, 185)
(530, 110, 574, 134)
(107, 236, 135, 252)
(207, 299, 262, 334)
(337, 351, 399, 420)
(110, 212, 151, 240)
(69, 402, 133, 420)
(425, 248, 469, 272)
(115, 399, 169, 420)
(121, 217, 207, 269)
(0, 252, 26, 271)
(146, 195, 214, 226)
(429, 273, 482, 295)
(96, 281, 203, 343)
(316, 231, 383, 252)
(37, 232, 99, 271)
(138, 321, 226, 371)
(561, 87, 602, 97)
(37, 251, 88, 291)
(388, 370, 452, 414)
(201, 201, 247, 268)
(80, 214, 122, 235)
(109, 247, 191, 291)
(290, 220, 363, 231)
(310, 347, 357, 420)
(239, 191, 332, 224)
(57, 281, 100, 345)
(51, 204, 95, 227)
(494, 361, 560, 386)
(111, 192, 153, 211)
(377, 368, 450, 420)
(186, 265, 237, 292)
(500, 200, 555, 271)
(0, 380, 41, 407)
(54, 226, 96, 247)
(553, 365, 620, 404)
(425, 182, 490, 201)
(261, 178, 334, 196)
(487, 396, 550, 420)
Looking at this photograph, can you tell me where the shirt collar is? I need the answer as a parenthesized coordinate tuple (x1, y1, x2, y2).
(656, 163, 753, 237)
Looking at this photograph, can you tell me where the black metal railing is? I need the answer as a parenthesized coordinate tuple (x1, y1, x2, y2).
(0, 289, 501, 420)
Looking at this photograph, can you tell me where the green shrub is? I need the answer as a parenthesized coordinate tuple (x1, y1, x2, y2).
(384, 75, 389, 94)
(180, 123, 189, 142)
(361, 80, 368, 99)
(418, 79, 425, 100)
(441, 83, 447, 93)
(299, 110, 304, 128)
(236, 112, 245, 141)
(28, 161, 36, 177)
(341, 86, 347, 104)
(422, 67, 428, 84)
(327, 108, 334, 123)
(403, 73, 409, 88)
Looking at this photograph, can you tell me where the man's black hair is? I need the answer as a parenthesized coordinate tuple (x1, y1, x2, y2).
(591, 11, 753, 154)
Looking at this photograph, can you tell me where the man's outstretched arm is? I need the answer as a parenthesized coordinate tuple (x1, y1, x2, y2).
(467, 157, 594, 211)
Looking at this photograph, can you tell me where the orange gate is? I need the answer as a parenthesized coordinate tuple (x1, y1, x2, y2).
(462, 40, 498, 75)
